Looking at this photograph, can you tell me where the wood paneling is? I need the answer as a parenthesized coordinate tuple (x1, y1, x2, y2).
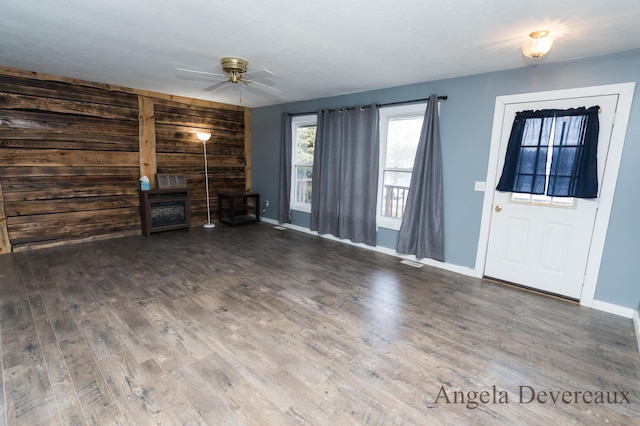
(0, 67, 248, 252)
(0, 181, 10, 253)
(0, 72, 140, 251)
(138, 96, 157, 187)
(153, 97, 247, 224)
(244, 108, 253, 192)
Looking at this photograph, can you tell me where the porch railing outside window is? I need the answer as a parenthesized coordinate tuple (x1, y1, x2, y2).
(382, 184, 410, 218)
(294, 166, 313, 204)
(295, 180, 410, 218)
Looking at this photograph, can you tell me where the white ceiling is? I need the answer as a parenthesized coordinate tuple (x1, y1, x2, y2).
(1, 0, 640, 108)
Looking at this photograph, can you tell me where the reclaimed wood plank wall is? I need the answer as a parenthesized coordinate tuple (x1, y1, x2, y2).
(0, 67, 248, 253)
(152, 98, 247, 222)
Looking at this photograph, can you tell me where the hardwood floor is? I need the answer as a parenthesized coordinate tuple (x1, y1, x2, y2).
(0, 223, 638, 425)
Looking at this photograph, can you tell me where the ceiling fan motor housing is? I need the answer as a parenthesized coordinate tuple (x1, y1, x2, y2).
(221, 57, 248, 83)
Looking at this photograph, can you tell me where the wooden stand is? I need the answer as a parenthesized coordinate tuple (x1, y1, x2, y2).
(217, 192, 260, 226)
(139, 189, 191, 236)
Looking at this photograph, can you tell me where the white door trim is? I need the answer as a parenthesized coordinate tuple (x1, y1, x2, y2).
(474, 82, 636, 307)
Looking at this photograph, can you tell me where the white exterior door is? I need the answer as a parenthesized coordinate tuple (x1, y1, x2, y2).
(484, 94, 618, 299)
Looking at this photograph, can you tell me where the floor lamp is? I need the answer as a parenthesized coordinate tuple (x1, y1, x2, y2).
(197, 132, 215, 229)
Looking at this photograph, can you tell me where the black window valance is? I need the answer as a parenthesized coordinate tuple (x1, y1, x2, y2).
(496, 106, 600, 198)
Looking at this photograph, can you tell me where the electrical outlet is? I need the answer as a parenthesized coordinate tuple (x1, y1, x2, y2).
(265, 200, 270, 207)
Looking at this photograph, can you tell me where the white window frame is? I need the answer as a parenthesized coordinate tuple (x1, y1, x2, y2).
(290, 114, 317, 213)
(377, 103, 426, 230)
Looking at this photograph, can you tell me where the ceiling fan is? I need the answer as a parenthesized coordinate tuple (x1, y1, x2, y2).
(175, 57, 281, 97)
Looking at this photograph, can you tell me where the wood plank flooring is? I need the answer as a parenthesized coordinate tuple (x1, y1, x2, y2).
(0, 223, 638, 425)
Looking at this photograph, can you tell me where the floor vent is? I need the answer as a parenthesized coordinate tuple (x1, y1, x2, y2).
(274, 226, 287, 231)
(400, 259, 424, 268)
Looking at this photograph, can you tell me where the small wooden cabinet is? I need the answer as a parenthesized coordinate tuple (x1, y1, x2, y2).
(139, 189, 191, 236)
(217, 192, 260, 226)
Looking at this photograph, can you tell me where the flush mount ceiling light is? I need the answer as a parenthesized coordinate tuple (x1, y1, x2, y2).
(522, 30, 554, 60)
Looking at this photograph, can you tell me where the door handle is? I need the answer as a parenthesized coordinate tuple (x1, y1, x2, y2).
(495, 205, 503, 212)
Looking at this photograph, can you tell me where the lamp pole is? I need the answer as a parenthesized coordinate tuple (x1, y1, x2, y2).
(197, 133, 215, 229)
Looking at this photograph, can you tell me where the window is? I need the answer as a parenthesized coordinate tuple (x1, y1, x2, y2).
(510, 115, 575, 207)
(497, 106, 599, 200)
(377, 103, 426, 230)
(510, 192, 575, 207)
(290, 114, 317, 212)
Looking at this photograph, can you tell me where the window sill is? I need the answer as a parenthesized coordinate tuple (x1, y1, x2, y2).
(377, 218, 402, 231)
(291, 205, 311, 214)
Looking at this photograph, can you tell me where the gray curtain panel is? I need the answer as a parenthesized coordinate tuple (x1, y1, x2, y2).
(278, 113, 292, 223)
(310, 105, 379, 246)
(397, 94, 444, 261)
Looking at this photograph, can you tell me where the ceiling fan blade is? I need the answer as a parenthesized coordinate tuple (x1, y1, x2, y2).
(249, 80, 282, 95)
(175, 67, 226, 78)
(252, 77, 276, 87)
(243, 69, 276, 79)
(203, 81, 229, 92)
(176, 75, 219, 83)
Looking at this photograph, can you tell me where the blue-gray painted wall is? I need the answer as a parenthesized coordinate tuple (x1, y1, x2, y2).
(251, 49, 640, 310)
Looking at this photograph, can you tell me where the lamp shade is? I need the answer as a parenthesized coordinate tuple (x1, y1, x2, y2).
(197, 132, 211, 142)
(522, 30, 553, 59)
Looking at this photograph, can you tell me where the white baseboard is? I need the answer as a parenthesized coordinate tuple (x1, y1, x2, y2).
(260, 217, 282, 226)
(263, 218, 636, 321)
(634, 310, 640, 354)
(590, 300, 636, 319)
(262, 218, 476, 277)
(261, 217, 283, 225)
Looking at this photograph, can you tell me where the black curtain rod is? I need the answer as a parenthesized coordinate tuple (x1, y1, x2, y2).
(289, 95, 447, 117)
(381, 95, 447, 108)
